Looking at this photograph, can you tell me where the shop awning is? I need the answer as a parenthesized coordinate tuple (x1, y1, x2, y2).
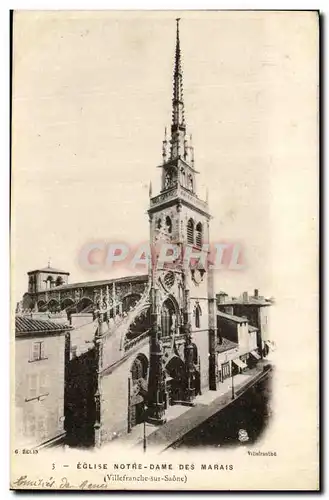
(250, 350, 261, 360)
(233, 358, 247, 370)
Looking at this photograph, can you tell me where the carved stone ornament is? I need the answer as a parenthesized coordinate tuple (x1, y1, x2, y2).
(191, 268, 205, 285)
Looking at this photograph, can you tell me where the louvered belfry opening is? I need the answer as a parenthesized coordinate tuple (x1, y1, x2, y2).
(166, 216, 172, 234)
(187, 218, 194, 244)
(196, 222, 203, 247)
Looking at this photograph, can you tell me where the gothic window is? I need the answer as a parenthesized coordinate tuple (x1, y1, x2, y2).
(161, 299, 176, 338)
(194, 303, 202, 329)
(187, 218, 194, 245)
(56, 276, 64, 286)
(131, 355, 148, 382)
(181, 168, 186, 187)
(165, 216, 172, 234)
(163, 271, 175, 289)
(188, 174, 193, 191)
(131, 358, 143, 381)
(196, 222, 203, 247)
(165, 171, 172, 190)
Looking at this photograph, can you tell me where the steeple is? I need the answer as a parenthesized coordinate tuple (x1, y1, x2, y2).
(157, 19, 199, 196)
(170, 18, 186, 160)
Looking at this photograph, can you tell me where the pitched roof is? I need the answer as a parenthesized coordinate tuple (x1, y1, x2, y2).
(216, 337, 238, 354)
(28, 266, 70, 275)
(53, 274, 148, 291)
(217, 311, 249, 323)
(15, 316, 71, 337)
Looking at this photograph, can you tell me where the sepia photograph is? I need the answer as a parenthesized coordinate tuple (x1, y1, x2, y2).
(10, 10, 319, 490)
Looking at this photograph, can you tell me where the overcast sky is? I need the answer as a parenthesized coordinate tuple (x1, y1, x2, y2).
(12, 11, 317, 302)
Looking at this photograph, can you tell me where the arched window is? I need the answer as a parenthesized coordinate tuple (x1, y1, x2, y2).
(29, 276, 35, 292)
(56, 276, 64, 287)
(181, 168, 186, 187)
(161, 299, 176, 338)
(46, 276, 54, 289)
(196, 222, 203, 247)
(188, 174, 193, 192)
(131, 355, 148, 381)
(165, 171, 173, 190)
(187, 218, 194, 245)
(122, 293, 141, 313)
(165, 216, 172, 234)
(131, 358, 143, 381)
(194, 302, 202, 328)
(157, 218, 162, 230)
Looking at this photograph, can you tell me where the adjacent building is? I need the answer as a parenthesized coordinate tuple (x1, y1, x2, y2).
(15, 315, 72, 448)
(216, 311, 260, 382)
(217, 289, 272, 357)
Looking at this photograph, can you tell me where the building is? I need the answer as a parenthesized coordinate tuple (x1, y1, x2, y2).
(15, 315, 72, 448)
(145, 17, 217, 425)
(17, 20, 268, 448)
(26, 265, 70, 295)
(21, 266, 148, 316)
(217, 289, 272, 357)
(216, 311, 260, 378)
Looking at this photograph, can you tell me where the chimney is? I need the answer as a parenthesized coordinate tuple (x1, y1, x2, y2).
(242, 291, 249, 302)
(254, 289, 259, 298)
(219, 294, 225, 304)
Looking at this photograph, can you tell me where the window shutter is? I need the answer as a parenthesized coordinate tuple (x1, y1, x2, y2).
(29, 373, 38, 399)
(40, 341, 45, 359)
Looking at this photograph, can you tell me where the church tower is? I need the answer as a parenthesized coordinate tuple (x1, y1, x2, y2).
(147, 20, 218, 424)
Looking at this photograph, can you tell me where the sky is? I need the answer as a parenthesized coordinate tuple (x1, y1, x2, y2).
(12, 11, 318, 302)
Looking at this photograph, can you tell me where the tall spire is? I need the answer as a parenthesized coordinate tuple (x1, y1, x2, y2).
(170, 18, 186, 160)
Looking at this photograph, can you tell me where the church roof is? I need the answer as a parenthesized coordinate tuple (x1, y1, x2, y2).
(28, 266, 70, 275)
(15, 316, 71, 337)
(54, 274, 148, 291)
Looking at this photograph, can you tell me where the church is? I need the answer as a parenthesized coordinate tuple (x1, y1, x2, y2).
(17, 20, 266, 448)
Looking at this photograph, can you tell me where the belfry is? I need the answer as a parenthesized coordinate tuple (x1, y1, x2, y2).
(147, 19, 218, 424)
